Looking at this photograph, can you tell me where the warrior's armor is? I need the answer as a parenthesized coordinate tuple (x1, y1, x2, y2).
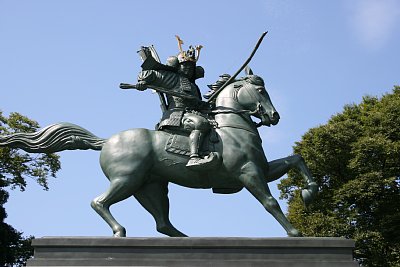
(137, 69, 204, 128)
(136, 37, 216, 169)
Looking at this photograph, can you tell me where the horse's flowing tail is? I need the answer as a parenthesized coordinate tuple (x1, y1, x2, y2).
(0, 122, 106, 153)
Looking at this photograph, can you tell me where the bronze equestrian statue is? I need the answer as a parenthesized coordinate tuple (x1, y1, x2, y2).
(0, 33, 318, 237)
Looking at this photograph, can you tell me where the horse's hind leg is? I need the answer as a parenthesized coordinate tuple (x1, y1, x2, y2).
(266, 155, 318, 206)
(134, 181, 187, 237)
(240, 162, 301, 237)
(91, 175, 140, 237)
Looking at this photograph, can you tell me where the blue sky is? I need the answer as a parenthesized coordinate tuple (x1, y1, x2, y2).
(1, 0, 399, 238)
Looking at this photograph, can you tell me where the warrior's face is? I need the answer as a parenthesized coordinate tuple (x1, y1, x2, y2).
(179, 62, 196, 81)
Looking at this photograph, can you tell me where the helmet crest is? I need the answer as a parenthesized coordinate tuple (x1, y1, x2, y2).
(175, 35, 203, 63)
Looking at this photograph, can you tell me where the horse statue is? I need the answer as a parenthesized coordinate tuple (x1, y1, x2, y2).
(0, 72, 318, 238)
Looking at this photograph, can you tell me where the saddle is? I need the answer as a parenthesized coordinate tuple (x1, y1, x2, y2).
(164, 130, 218, 158)
(163, 129, 243, 195)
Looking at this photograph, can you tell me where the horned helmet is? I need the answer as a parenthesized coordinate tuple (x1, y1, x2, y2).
(175, 35, 204, 81)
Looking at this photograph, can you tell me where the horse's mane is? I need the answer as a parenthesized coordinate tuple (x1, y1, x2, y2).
(207, 74, 233, 91)
(208, 74, 265, 92)
(240, 75, 265, 87)
(205, 73, 266, 102)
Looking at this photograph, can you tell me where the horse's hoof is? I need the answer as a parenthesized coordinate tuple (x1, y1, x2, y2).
(113, 228, 126, 237)
(287, 229, 302, 237)
(307, 182, 318, 194)
(301, 189, 313, 206)
(113, 232, 126, 237)
(157, 224, 188, 237)
(302, 182, 318, 207)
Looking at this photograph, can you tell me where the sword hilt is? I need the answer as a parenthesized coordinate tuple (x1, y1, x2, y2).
(119, 83, 136, 89)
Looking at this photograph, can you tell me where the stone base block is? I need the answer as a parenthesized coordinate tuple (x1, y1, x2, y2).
(27, 237, 359, 266)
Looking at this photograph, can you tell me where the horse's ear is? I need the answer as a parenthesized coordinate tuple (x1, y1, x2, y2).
(245, 65, 253, 75)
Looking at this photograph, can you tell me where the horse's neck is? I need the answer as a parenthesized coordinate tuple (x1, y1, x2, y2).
(215, 85, 242, 109)
(214, 87, 258, 135)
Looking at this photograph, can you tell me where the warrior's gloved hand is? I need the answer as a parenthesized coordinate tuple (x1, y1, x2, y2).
(135, 81, 148, 91)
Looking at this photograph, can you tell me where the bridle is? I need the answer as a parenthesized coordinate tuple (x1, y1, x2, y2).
(210, 81, 270, 133)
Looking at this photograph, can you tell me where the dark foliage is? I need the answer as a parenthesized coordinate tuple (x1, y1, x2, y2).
(0, 111, 61, 266)
(279, 87, 400, 266)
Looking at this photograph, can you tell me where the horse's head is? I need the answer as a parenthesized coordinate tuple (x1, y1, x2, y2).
(234, 75, 280, 127)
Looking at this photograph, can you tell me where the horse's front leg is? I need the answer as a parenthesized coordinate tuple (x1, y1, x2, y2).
(266, 155, 318, 206)
(239, 161, 301, 237)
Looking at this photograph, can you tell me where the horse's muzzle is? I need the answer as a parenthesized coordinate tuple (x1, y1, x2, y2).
(259, 111, 279, 127)
(271, 112, 280, 125)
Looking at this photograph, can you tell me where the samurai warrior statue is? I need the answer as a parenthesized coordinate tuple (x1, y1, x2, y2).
(130, 36, 217, 169)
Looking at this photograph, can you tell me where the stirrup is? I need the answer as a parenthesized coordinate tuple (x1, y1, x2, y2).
(186, 152, 218, 170)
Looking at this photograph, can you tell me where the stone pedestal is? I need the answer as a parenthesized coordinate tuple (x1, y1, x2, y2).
(27, 237, 359, 266)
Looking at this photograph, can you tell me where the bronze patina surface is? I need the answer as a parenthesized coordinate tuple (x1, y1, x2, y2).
(0, 33, 318, 237)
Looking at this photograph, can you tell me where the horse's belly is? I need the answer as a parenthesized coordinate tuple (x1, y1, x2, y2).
(151, 150, 213, 188)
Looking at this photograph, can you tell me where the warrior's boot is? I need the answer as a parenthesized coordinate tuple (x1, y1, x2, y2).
(186, 130, 217, 170)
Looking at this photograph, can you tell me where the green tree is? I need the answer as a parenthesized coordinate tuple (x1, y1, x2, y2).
(0, 111, 61, 266)
(279, 86, 400, 266)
